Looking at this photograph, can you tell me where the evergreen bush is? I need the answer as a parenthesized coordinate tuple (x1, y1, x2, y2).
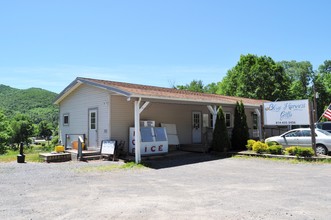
(231, 101, 249, 150)
(212, 107, 230, 152)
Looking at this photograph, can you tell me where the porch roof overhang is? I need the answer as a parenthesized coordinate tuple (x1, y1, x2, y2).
(54, 77, 267, 108)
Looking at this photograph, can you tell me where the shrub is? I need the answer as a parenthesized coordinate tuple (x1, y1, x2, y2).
(0, 144, 7, 155)
(212, 107, 230, 152)
(266, 141, 278, 147)
(231, 101, 249, 150)
(267, 145, 283, 155)
(252, 141, 268, 153)
(295, 147, 314, 157)
(246, 139, 256, 150)
(51, 136, 59, 145)
(285, 146, 297, 156)
(285, 146, 314, 157)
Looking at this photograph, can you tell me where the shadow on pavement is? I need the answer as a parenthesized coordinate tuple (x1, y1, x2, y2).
(141, 151, 226, 169)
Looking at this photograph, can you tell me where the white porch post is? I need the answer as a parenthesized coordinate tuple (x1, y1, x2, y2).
(134, 99, 141, 163)
(134, 99, 150, 164)
(207, 105, 218, 130)
(254, 108, 262, 140)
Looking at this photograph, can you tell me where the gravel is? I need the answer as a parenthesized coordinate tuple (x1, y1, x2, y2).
(1, 152, 330, 220)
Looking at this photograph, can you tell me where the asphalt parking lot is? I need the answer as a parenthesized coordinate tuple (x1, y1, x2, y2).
(0, 152, 330, 220)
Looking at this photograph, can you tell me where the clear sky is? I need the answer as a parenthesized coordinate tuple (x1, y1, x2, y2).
(0, 0, 330, 93)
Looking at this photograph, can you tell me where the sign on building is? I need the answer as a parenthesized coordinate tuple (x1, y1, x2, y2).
(263, 99, 310, 126)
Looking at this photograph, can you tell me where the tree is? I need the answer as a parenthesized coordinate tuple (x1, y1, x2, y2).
(0, 110, 11, 154)
(231, 101, 249, 150)
(176, 80, 204, 93)
(39, 121, 53, 140)
(176, 80, 219, 94)
(217, 54, 291, 101)
(314, 60, 331, 119)
(212, 107, 230, 152)
(278, 60, 314, 100)
(204, 82, 218, 94)
(10, 114, 34, 148)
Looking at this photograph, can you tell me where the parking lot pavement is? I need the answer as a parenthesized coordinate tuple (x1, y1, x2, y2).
(1, 152, 330, 219)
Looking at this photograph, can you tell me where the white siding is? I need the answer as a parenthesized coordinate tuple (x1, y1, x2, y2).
(58, 84, 110, 150)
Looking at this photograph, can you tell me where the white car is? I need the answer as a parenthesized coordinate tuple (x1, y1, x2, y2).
(265, 128, 331, 155)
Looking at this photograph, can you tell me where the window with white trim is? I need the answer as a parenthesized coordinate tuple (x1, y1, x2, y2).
(225, 112, 231, 127)
(63, 114, 69, 126)
(210, 112, 232, 128)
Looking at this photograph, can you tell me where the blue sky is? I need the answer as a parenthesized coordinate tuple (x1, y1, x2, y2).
(0, 0, 330, 93)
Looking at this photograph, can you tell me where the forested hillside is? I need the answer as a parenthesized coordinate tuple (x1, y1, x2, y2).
(0, 84, 58, 126)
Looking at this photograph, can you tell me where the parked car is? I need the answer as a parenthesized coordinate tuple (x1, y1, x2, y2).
(265, 128, 331, 155)
(315, 121, 331, 133)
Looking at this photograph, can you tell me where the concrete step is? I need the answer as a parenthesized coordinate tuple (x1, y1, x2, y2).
(66, 150, 102, 161)
(81, 155, 102, 161)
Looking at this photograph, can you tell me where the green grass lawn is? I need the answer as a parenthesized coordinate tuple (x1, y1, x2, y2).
(0, 144, 53, 163)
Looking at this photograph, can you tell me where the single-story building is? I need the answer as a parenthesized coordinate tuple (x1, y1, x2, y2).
(54, 77, 267, 163)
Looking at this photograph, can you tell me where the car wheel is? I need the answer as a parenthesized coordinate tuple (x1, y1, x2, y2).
(316, 145, 327, 155)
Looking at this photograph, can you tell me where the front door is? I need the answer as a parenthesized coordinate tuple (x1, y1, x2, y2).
(192, 111, 202, 144)
(88, 109, 98, 150)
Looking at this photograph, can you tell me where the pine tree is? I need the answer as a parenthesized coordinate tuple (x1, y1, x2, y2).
(231, 101, 249, 150)
(231, 102, 241, 150)
(240, 101, 249, 149)
(212, 107, 230, 152)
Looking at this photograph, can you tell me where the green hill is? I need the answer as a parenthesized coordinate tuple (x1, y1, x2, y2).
(0, 84, 59, 126)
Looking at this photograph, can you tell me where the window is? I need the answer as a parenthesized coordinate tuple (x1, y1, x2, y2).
(301, 130, 311, 137)
(322, 123, 331, 130)
(225, 113, 231, 127)
(63, 114, 69, 126)
(203, 114, 209, 127)
(90, 112, 96, 129)
(285, 130, 302, 137)
(210, 112, 231, 128)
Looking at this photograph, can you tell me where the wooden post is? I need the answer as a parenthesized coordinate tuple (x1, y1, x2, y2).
(309, 101, 317, 156)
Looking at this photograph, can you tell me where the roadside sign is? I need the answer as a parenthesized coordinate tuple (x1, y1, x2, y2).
(263, 99, 310, 125)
